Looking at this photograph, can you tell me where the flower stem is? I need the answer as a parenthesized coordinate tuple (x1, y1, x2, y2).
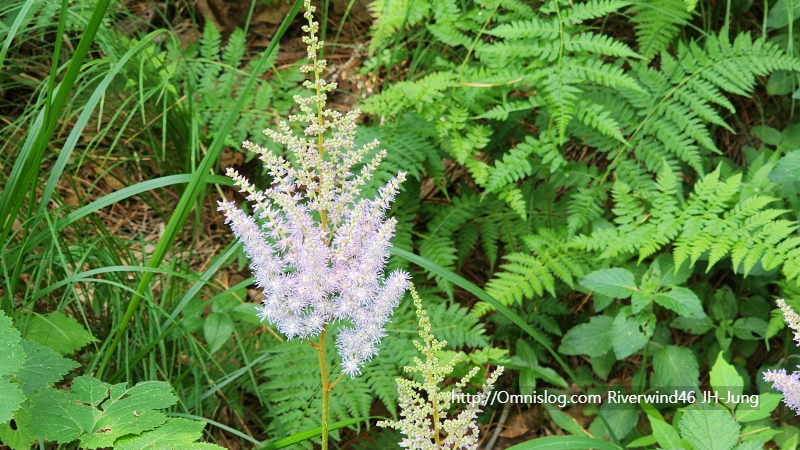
(317, 327, 330, 450)
(428, 374, 442, 447)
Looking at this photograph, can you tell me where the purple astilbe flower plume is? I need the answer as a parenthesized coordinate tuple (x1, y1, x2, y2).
(764, 299, 800, 413)
(218, 0, 408, 377)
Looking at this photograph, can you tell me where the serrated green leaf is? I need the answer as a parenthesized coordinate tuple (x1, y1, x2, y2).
(652, 345, 699, 389)
(25, 312, 97, 354)
(0, 311, 25, 424)
(579, 268, 636, 299)
(114, 418, 224, 450)
(654, 287, 706, 319)
(631, 292, 654, 313)
(559, 315, 614, 357)
(0, 311, 25, 378)
(679, 408, 740, 450)
(30, 388, 96, 443)
(0, 406, 35, 450)
(0, 381, 26, 426)
(650, 416, 682, 449)
(709, 352, 743, 402)
(612, 307, 655, 359)
(735, 393, 782, 422)
(16, 341, 77, 396)
(72, 375, 111, 407)
(80, 381, 177, 449)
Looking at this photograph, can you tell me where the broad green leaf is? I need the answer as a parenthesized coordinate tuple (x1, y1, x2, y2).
(579, 268, 636, 299)
(530, 366, 569, 389)
(679, 408, 740, 450)
(650, 416, 682, 449)
(520, 368, 537, 392)
(80, 381, 178, 449)
(515, 340, 538, 366)
(631, 292, 653, 313)
(768, 70, 795, 95)
(710, 288, 738, 322)
(543, 403, 586, 436)
(16, 341, 77, 395)
(671, 316, 715, 334)
(736, 441, 767, 450)
(612, 307, 655, 359)
(751, 125, 783, 146)
(25, 312, 97, 354)
(0, 381, 25, 426)
(650, 253, 693, 288)
(72, 376, 111, 406)
(114, 418, 224, 450)
(709, 352, 744, 403)
(0, 311, 25, 377)
(768, 0, 800, 29)
(559, 315, 614, 357)
(0, 311, 25, 423)
(30, 380, 179, 448)
(627, 435, 657, 447)
(732, 318, 768, 340)
(591, 351, 615, 380)
(204, 313, 234, 354)
(769, 151, 800, 181)
(29, 389, 96, 443)
(589, 403, 638, 441)
(740, 423, 780, 443)
(652, 345, 699, 389)
(0, 406, 35, 450)
(776, 432, 798, 450)
(654, 287, 706, 319)
(735, 393, 782, 422)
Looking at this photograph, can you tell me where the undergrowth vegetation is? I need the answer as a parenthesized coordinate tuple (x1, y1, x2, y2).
(3, 0, 800, 448)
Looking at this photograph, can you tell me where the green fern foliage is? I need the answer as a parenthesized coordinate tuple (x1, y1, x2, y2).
(182, 23, 303, 149)
(572, 165, 800, 284)
(480, 229, 587, 325)
(627, 0, 692, 61)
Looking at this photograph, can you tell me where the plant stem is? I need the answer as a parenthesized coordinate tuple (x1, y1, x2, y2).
(428, 374, 442, 447)
(316, 327, 330, 450)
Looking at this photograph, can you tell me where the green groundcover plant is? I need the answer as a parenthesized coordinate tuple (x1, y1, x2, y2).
(6, 0, 800, 448)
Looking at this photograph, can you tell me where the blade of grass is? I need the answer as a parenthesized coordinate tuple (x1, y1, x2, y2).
(11, 175, 233, 259)
(0, 0, 113, 254)
(505, 436, 622, 450)
(35, 30, 167, 219)
(0, 0, 38, 72)
(163, 414, 374, 449)
(259, 416, 378, 450)
(96, 0, 305, 378)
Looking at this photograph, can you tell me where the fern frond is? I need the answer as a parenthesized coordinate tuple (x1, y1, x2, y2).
(627, 0, 691, 61)
(561, 0, 632, 24)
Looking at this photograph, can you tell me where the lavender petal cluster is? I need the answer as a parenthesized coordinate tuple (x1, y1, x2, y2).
(218, 0, 408, 377)
(764, 299, 800, 413)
